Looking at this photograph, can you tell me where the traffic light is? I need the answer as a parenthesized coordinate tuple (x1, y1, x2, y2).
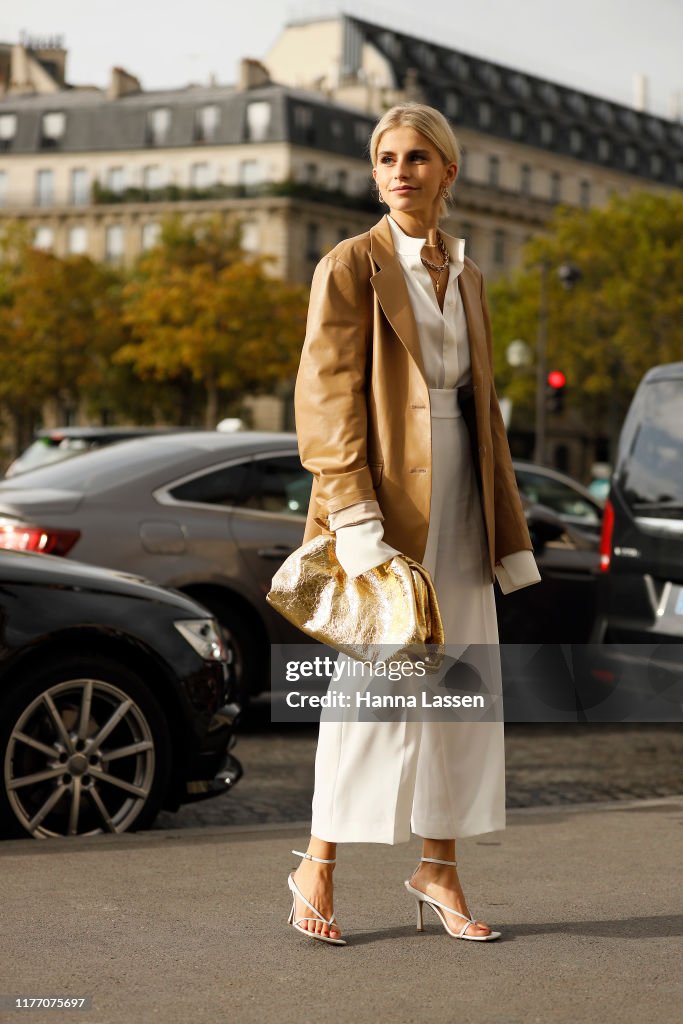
(546, 370, 566, 414)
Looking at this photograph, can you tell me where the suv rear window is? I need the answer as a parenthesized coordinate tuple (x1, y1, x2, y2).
(619, 379, 683, 513)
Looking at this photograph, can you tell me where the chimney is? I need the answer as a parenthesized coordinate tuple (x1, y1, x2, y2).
(238, 58, 270, 91)
(108, 66, 141, 100)
(632, 73, 648, 112)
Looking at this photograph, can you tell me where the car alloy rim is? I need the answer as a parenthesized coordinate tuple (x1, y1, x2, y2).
(5, 678, 156, 838)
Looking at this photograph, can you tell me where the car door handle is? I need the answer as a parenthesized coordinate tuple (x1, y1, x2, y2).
(257, 545, 295, 559)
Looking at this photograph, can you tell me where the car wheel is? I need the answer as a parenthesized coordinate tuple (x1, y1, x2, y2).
(0, 655, 172, 839)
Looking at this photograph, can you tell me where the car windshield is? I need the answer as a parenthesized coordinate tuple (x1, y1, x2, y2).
(515, 470, 600, 524)
(0, 438, 202, 494)
(8, 437, 96, 475)
(620, 379, 683, 515)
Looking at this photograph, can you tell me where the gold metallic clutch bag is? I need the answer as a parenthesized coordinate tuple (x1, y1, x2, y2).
(266, 534, 444, 666)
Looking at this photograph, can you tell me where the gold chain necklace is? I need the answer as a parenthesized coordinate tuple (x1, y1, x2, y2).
(420, 235, 450, 294)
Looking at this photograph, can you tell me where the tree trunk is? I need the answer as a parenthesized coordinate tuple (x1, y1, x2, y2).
(205, 375, 218, 430)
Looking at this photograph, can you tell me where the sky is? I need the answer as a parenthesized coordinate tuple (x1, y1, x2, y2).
(2, 0, 681, 120)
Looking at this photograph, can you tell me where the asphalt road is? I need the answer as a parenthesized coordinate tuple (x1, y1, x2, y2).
(153, 712, 683, 832)
(3, 797, 681, 1024)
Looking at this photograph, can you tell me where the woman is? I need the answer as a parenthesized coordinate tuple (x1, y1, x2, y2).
(286, 103, 541, 945)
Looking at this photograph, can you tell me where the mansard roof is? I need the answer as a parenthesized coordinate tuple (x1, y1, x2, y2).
(0, 82, 376, 158)
(343, 16, 683, 185)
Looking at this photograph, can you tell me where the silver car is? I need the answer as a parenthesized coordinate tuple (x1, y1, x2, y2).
(0, 432, 604, 699)
(0, 432, 311, 704)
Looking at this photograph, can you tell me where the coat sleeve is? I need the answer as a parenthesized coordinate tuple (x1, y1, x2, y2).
(294, 255, 378, 530)
(479, 271, 536, 561)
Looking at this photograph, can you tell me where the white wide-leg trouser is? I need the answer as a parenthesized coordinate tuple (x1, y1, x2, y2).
(310, 388, 506, 844)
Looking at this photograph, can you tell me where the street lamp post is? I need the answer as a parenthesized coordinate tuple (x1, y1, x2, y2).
(532, 259, 581, 466)
(533, 259, 548, 464)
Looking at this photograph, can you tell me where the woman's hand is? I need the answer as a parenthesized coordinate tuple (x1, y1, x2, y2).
(334, 519, 401, 579)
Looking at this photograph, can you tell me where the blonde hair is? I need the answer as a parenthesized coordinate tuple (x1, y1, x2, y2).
(369, 103, 461, 220)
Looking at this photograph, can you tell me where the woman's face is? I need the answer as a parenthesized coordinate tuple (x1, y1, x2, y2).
(372, 125, 457, 223)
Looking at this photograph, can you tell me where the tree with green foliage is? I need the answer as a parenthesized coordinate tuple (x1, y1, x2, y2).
(487, 190, 683, 444)
(116, 214, 308, 426)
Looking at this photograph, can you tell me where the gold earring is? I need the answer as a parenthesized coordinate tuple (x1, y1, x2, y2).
(442, 187, 450, 200)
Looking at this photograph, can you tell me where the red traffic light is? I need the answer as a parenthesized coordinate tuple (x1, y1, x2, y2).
(547, 370, 566, 389)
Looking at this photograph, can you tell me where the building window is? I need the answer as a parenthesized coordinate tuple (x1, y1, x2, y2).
(354, 121, 368, 145)
(675, 162, 683, 187)
(331, 119, 344, 139)
(550, 171, 562, 202)
(445, 93, 460, 118)
(246, 101, 271, 142)
(650, 152, 663, 177)
(0, 113, 17, 144)
(520, 163, 531, 195)
(195, 104, 219, 142)
(597, 137, 611, 162)
(305, 222, 319, 262)
(67, 225, 88, 254)
(141, 222, 161, 250)
(540, 119, 554, 145)
(624, 145, 638, 170)
(147, 107, 171, 145)
(33, 226, 54, 250)
(510, 110, 524, 137)
(238, 160, 263, 189)
(335, 169, 348, 193)
(569, 128, 583, 154)
(190, 162, 213, 189)
(303, 162, 317, 185)
(239, 220, 259, 254)
(493, 229, 505, 266)
(458, 150, 467, 180)
(143, 165, 164, 190)
(70, 168, 89, 206)
(478, 101, 492, 128)
(35, 169, 54, 207)
(488, 155, 500, 188)
(107, 167, 125, 193)
(579, 179, 591, 209)
(105, 224, 124, 262)
(294, 105, 313, 129)
(41, 111, 66, 145)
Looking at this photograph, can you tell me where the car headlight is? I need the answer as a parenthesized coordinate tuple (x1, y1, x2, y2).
(174, 618, 227, 661)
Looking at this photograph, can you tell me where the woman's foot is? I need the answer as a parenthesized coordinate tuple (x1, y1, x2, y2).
(291, 858, 342, 941)
(410, 861, 492, 937)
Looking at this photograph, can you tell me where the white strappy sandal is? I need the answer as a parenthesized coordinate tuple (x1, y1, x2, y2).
(404, 856, 501, 941)
(287, 849, 346, 946)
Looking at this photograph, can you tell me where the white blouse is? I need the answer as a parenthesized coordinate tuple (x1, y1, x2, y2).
(386, 213, 471, 390)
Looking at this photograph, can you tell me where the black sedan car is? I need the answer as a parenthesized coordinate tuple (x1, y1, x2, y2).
(0, 550, 242, 839)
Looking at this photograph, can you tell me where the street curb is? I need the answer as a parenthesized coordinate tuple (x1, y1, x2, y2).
(2, 795, 681, 855)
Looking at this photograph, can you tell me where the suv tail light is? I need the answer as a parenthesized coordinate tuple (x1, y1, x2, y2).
(599, 499, 614, 573)
(0, 524, 81, 556)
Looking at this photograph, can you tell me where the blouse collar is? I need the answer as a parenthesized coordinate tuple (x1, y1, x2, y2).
(387, 214, 466, 275)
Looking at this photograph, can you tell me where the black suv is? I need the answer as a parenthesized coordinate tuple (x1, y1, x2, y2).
(590, 361, 683, 718)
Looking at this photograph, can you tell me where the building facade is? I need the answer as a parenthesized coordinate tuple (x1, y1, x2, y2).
(0, 20, 681, 472)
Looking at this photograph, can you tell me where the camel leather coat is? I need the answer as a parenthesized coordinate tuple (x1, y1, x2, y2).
(294, 213, 533, 584)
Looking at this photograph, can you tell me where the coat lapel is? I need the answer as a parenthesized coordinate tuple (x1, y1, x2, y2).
(369, 215, 428, 382)
(369, 215, 488, 404)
